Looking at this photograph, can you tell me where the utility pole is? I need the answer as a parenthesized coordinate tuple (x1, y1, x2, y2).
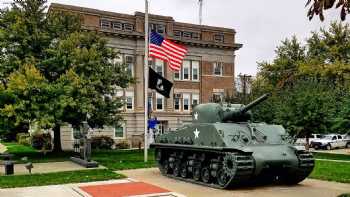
(238, 74, 252, 104)
(199, 0, 203, 25)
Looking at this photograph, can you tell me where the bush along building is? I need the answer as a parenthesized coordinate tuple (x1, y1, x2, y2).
(49, 3, 242, 150)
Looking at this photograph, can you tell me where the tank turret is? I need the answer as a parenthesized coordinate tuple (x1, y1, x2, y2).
(222, 93, 270, 122)
(192, 93, 270, 123)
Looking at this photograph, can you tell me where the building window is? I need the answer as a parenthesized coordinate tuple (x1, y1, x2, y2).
(150, 24, 166, 34)
(183, 31, 192, 39)
(174, 30, 182, 38)
(213, 62, 223, 76)
(182, 60, 190, 80)
(192, 61, 199, 81)
(214, 34, 224, 42)
(125, 55, 134, 77)
(183, 93, 190, 111)
(192, 32, 200, 40)
(155, 59, 164, 76)
(112, 22, 122, 30)
(192, 94, 199, 106)
(123, 23, 134, 31)
(156, 93, 164, 111)
(100, 19, 111, 29)
(114, 123, 125, 139)
(148, 93, 153, 112)
(125, 91, 134, 110)
(174, 69, 181, 80)
(174, 94, 181, 111)
(213, 92, 224, 103)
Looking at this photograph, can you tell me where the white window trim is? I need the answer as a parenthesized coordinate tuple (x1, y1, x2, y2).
(155, 59, 164, 76)
(192, 93, 200, 105)
(114, 123, 126, 139)
(174, 97, 181, 111)
(148, 94, 153, 112)
(125, 91, 134, 111)
(183, 93, 190, 112)
(192, 61, 200, 82)
(156, 93, 164, 111)
(182, 60, 190, 81)
(213, 62, 223, 76)
(125, 55, 134, 77)
(174, 69, 181, 81)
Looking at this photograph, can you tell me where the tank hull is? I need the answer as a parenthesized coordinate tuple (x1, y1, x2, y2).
(151, 143, 314, 189)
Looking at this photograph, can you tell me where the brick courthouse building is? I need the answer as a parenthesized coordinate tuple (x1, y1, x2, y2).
(49, 3, 242, 150)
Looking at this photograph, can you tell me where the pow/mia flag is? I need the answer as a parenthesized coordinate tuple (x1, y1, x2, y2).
(149, 67, 173, 98)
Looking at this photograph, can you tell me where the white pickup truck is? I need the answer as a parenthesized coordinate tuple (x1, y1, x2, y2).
(310, 134, 350, 150)
(295, 133, 323, 146)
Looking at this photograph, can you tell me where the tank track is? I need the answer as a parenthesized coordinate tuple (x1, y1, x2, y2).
(154, 147, 255, 189)
(154, 147, 314, 188)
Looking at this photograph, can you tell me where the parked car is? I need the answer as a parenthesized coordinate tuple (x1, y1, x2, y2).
(295, 133, 323, 145)
(310, 134, 348, 150)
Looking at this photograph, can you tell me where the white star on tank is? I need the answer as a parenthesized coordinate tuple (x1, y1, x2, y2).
(194, 128, 200, 139)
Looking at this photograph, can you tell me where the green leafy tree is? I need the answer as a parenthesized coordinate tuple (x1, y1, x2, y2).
(251, 21, 350, 147)
(0, 0, 133, 151)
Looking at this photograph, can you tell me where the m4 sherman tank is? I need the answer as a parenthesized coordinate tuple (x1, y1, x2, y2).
(150, 94, 314, 189)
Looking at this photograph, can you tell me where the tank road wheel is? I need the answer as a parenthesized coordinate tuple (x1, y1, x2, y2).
(193, 167, 201, 181)
(180, 163, 188, 178)
(155, 149, 162, 161)
(201, 167, 211, 183)
(173, 163, 181, 177)
(162, 160, 170, 174)
(223, 154, 237, 177)
(217, 169, 229, 187)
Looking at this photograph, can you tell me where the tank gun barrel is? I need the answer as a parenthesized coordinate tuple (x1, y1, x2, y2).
(240, 93, 270, 114)
(222, 93, 270, 122)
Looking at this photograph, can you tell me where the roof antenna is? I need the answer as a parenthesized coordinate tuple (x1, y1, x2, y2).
(199, 0, 203, 25)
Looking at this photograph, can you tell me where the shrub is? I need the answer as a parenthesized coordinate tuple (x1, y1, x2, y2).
(91, 136, 114, 150)
(31, 133, 52, 150)
(115, 140, 129, 149)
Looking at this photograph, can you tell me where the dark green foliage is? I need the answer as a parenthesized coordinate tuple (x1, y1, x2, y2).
(30, 133, 52, 150)
(91, 136, 114, 150)
(0, 169, 124, 188)
(248, 22, 350, 138)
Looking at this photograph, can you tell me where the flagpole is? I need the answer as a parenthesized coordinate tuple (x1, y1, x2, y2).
(144, 0, 149, 162)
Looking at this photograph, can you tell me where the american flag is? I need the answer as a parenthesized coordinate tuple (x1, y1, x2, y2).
(149, 31, 188, 71)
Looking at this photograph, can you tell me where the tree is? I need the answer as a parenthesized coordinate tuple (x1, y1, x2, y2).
(251, 21, 350, 148)
(306, 0, 350, 21)
(0, 0, 133, 151)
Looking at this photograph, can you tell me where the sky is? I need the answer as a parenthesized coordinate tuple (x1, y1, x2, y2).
(0, 0, 344, 76)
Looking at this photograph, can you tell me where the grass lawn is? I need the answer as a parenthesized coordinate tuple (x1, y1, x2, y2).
(310, 160, 350, 183)
(92, 149, 156, 170)
(313, 152, 350, 161)
(0, 169, 125, 188)
(2, 142, 71, 163)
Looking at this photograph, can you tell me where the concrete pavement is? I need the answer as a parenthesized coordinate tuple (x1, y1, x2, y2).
(0, 161, 105, 175)
(119, 168, 350, 197)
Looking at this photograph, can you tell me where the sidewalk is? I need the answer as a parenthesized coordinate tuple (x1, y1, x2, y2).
(0, 142, 7, 153)
(0, 161, 105, 175)
(0, 179, 184, 197)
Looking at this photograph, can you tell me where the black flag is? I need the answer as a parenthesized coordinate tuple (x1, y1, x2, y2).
(149, 67, 173, 98)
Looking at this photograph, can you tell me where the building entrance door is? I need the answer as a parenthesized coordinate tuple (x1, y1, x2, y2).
(156, 121, 168, 134)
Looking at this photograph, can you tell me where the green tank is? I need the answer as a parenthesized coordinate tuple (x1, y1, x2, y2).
(150, 94, 314, 189)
